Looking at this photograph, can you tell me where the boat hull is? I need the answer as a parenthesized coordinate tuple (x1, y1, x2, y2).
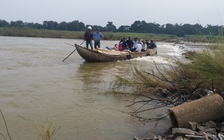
(75, 44, 157, 62)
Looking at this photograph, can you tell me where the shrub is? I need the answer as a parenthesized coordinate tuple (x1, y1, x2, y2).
(112, 42, 224, 121)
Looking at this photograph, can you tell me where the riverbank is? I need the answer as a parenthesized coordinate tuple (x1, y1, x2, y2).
(0, 27, 221, 43)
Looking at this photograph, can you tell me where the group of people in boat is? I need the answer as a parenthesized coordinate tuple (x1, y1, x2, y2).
(83, 26, 157, 52)
(114, 37, 157, 52)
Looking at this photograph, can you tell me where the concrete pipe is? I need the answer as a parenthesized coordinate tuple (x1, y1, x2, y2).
(168, 94, 224, 128)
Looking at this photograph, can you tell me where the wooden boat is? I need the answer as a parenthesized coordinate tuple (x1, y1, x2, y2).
(75, 44, 157, 62)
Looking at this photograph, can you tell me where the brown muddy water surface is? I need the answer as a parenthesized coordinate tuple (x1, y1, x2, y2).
(0, 36, 195, 140)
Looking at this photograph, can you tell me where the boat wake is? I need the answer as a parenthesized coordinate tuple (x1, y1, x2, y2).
(130, 43, 186, 64)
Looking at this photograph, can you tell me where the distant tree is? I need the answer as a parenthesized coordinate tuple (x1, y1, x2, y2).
(193, 24, 203, 35)
(182, 23, 198, 35)
(1, 18, 224, 37)
(91, 25, 104, 31)
(0, 20, 9, 27)
(67, 20, 85, 31)
(203, 24, 220, 35)
(139, 20, 149, 33)
(57, 21, 68, 30)
(117, 25, 130, 32)
(173, 24, 184, 37)
(147, 22, 162, 34)
(164, 23, 174, 35)
(23, 22, 42, 29)
(106, 22, 116, 32)
(130, 20, 142, 32)
(10, 20, 24, 27)
(43, 21, 58, 30)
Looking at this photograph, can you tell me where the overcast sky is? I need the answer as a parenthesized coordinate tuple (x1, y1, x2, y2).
(1, 0, 224, 27)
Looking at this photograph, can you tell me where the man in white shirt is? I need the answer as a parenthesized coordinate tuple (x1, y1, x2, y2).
(135, 42, 142, 52)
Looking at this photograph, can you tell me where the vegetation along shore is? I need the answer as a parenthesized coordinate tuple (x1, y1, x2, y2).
(1, 19, 224, 139)
(0, 27, 222, 43)
(0, 19, 223, 42)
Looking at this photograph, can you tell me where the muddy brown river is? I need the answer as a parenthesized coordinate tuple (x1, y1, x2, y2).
(0, 36, 192, 140)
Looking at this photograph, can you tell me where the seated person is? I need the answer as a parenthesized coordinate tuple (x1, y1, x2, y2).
(134, 42, 142, 52)
(113, 44, 119, 51)
(125, 37, 133, 50)
(147, 40, 157, 49)
(119, 38, 127, 51)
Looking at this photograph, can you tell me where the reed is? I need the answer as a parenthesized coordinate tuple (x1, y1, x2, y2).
(112, 41, 224, 121)
(37, 119, 61, 140)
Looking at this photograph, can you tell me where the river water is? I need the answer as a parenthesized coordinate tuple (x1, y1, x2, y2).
(0, 36, 197, 140)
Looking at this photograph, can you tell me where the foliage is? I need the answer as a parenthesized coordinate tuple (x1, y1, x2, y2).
(112, 43, 224, 122)
(187, 45, 224, 92)
(0, 27, 180, 42)
(0, 19, 223, 37)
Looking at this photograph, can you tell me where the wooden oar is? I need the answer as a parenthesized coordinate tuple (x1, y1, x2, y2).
(62, 40, 85, 62)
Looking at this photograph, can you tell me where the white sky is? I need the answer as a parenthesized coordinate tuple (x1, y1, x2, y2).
(1, 0, 224, 28)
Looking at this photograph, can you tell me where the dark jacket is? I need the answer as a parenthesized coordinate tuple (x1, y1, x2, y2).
(148, 42, 157, 49)
(84, 31, 93, 41)
(126, 39, 133, 50)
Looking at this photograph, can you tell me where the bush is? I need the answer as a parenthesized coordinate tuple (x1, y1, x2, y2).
(112, 42, 224, 122)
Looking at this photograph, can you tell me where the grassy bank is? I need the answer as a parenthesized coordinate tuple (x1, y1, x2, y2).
(0, 27, 222, 43)
(0, 27, 84, 39)
(112, 41, 224, 121)
(0, 27, 189, 42)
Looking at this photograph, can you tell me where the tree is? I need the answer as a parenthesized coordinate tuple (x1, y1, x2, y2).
(130, 20, 142, 32)
(147, 22, 162, 34)
(0, 20, 9, 27)
(106, 22, 116, 32)
(203, 25, 220, 35)
(117, 25, 130, 32)
(43, 21, 58, 30)
(164, 23, 174, 35)
(67, 20, 85, 31)
(173, 24, 184, 37)
(182, 24, 197, 35)
(57, 21, 68, 30)
(10, 20, 24, 27)
(1, 18, 224, 37)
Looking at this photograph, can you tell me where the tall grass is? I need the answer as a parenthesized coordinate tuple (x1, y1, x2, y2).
(0, 27, 179, 42)
(187, 45, 224, 92)
(37, 120, 61, 140)
(112, 41, 224, 121)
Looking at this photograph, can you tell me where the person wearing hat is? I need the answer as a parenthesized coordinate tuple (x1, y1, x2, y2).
(84, 26, 93, 49)
(93, 28, 104, 49)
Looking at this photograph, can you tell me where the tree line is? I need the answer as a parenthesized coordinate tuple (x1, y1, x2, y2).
(0, 19, 223, 37)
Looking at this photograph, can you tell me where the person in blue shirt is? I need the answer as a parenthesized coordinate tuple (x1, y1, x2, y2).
(93, 28, 104, 49)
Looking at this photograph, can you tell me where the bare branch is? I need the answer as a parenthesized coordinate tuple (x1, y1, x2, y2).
(0, 109, 12, 140)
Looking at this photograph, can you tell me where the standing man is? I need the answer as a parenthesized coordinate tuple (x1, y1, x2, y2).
(84, 26, 93, 50)
(93, 28, 104, 49)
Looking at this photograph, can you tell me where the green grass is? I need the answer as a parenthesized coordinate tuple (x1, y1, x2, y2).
(0, 27, 180, 42)
(114, 43, 224, 99)
(1, 27, 223, 43)
(185, 35, 224, 43)
(112, 41, 224, 121)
